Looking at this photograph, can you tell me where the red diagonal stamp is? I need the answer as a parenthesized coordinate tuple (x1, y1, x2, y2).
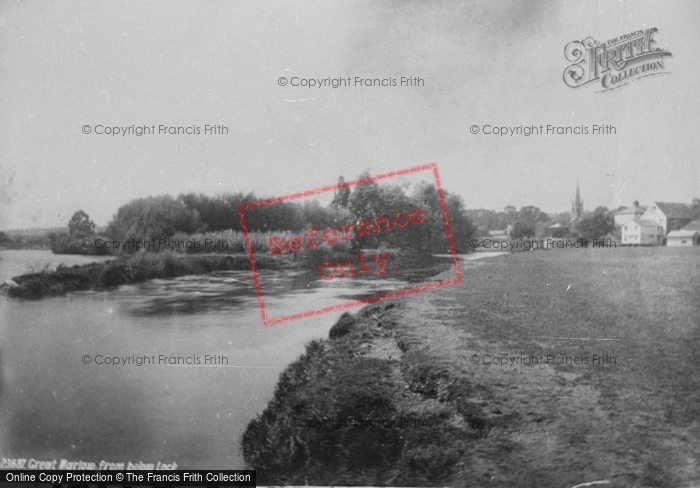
(239, 163, 462, 325)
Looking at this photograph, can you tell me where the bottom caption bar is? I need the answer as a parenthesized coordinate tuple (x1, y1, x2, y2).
(1, 470, 255, 487)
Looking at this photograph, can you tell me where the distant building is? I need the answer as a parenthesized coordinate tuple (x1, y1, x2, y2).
(614, 200, 647, 227)
(570, 180, 584, 226)
(488, 225, 512, 238)
(640, 202, 695, 237)
(621, 220, 664, 246)
(667, 229, 700, 247)
(548, 223, 568, 238)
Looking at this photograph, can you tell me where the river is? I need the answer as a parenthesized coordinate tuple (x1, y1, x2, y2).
(0, 250, 467, 469)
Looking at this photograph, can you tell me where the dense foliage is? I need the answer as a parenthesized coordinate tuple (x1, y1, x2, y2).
(468, 204, 618, 240)
(50, 210, 109, 255)
(576, 206, 616, 240)
(101, 177, 476, 255)
(106, 195, 202, 242)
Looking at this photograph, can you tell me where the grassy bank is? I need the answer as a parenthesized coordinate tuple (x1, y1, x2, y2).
(5, 247, 455, 300)
(241, 247, 700, 486)
(241, 301, 486, 486)
(5, 252, 282, 299)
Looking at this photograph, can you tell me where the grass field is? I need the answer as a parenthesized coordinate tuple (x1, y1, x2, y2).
(242, 246, 700, 487)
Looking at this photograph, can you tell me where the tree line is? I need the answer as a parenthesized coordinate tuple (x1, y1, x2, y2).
(51, 175, 477, 255)
(50, 188, 700, 256)
(467, 205, 616, 240)
(468, 198, 700, 241)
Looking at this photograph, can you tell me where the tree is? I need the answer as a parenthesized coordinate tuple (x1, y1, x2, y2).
(443, 193, 476, 253)
(179, 192, 257, 232)
(68, 210, 96, 238)
(331, 176, 351, 209)
(407, 182, 450, 253)
(107, 195, 202, 243)
(245, 200, 304, 232)
(300, 200, 353, 231)
(465, 209, 499, 235)
(509, 206, 548, 238)
(550, 212, 572, 226)
(345, 177, 462, 253)
(510, 220, 536, 238)
(348, 173, 383, 219)
(691, 198, 700, 220)
(518, 206, 549, 226)
(535, 221, 553, 239)
(577, 207, 614, 240)
(504, 205, 517, 226)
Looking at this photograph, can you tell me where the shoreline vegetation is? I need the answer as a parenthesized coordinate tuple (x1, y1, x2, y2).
(4, 175, 476, 299)
(2, 252, 278, 299)
(241, 300, 479, 486)
(2, 247, 455, 299)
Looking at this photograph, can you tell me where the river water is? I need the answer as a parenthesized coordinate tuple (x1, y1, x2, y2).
(0, 250, 462, 469)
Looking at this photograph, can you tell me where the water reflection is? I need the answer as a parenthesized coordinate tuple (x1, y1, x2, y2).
(0, 250, 456, 469)
(117, 274, 259, 317)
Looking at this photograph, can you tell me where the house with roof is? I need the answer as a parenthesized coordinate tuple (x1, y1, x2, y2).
(547, 222, 568, 238)
(640, 202, 695, 237)
(488, 225, 512, 238)
(667, 229, 700, 246)
(666, 219, 700, 247)
(680, 219, 700, 232)
(614, 200, 647, 227)
(621, 219, 664, 246)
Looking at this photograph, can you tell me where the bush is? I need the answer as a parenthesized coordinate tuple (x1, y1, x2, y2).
(297, 241, 353, 268)
(7, 251, 276, 299)
(101, 262, 129, 287)
(170, 230, 298, 255)
(106, 195, 202, 244)
(329, 312, 357, 339)
(51, 233, 112, 255)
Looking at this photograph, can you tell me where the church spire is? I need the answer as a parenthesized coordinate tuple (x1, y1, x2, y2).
(571, 180, 584, 223)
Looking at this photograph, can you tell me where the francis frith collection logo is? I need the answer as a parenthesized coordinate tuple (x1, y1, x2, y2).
(563, 28, 672, 93)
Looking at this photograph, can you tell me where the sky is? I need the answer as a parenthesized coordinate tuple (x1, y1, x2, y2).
(1, 0, 699, 229)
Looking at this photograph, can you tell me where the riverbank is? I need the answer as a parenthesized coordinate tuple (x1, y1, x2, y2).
(3, 250, 455, 300)
(241, 248, 700, 486)
(3, 252, 281, 299)
(241, 299, 485, 486)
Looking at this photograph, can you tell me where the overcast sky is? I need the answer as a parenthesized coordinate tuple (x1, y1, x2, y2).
(1, 0, 698, 229)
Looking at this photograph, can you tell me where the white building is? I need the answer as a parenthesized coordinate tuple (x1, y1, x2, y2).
(667, 230, 700, 247)
(621, 220, 664, 246)
(488, 224, 513, 238)
(614, 201, 646, 227)
(640, 202, 695, 236)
